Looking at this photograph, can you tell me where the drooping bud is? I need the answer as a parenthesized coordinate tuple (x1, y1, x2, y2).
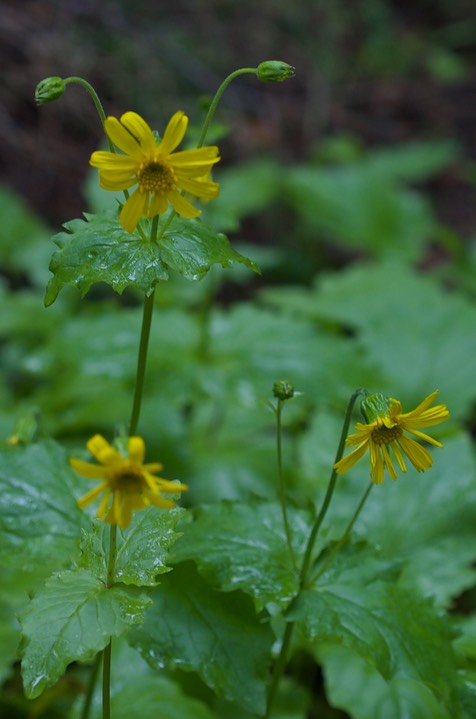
(360, 393, 391, 423)
(272, 380, 295, 401)
(35, 76, 66, 105)
(257, 61, 295, 83)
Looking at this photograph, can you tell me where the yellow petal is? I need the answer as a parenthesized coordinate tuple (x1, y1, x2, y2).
(104, 116, 143, 157)
(168, 189, 201, 218)
(159, 111, 188, 156)
(128, 436, 145, 464)
(397, 435, 433, 472)
(99, 174, 137, 191)
(120, 112, 157, 154)
(116, 495, 132, 528)
(70, 457, 107, 479)
(390, 441, 407, 473)
(143, 462, 164, 473)
(405, 427, 443, 447)
(147, 492, 175, 509)
(170, 146, 220, 167)
(369, 442, 384, 484)
(97, 488, 112, 518)
(148, 192, 169, 217)
(381, 443, 398, 480)
(87, 435, 123, 466)
(156, 477, 188, 493)
(90, 151, 137, 172)
(334, 440, 369, 473)
(120, 188, 148, 233)
(177, 177, 220, 199)
(77, 482, 107, 508)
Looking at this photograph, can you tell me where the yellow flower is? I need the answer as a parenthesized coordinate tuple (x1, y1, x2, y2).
(90, 110, 220, 233)
(334, 390, 449, 485)
(70, 434, 187, 528)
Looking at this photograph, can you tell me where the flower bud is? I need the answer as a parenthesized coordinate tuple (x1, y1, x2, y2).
(257, 61, 295, 83)
(272, 380, 295, 401)
(35, 76, 66, 105)
(360, 393, 391, 423)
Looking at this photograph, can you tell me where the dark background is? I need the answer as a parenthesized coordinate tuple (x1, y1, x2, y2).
(1, 0, 476, 244)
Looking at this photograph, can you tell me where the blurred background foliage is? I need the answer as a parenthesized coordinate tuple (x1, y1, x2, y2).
(1, 0, 476, 717)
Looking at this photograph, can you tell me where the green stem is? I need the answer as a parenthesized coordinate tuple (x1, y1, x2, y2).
(276, 400, 296, 569)
(265, 622, 293, 718)
(63, 77, 114, 151)
(129, 217, 159, 434)
(129, 291, 155, 435)
(310, 481, 373, 585)
(102, 523, 117, 719)
(80, 652, 101, 719)
(265, 388, 365, 717)
(299, 388, 365, 586)
(197, 67, 258, 148)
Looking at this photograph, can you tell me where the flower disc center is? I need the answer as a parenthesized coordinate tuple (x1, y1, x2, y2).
(112, 465, 145, 493)
(138, 161, 175, 194)
(371, 424, 403, 446)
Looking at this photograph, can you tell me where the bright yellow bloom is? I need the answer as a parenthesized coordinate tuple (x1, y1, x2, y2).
(90, 110, 220, 233)
(334, 391, 449, 485)
(70, 434, 187, 528)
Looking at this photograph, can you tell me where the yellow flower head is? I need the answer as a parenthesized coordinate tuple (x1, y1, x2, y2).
(334, 390, 449, 485)
(90, 111, 220, 233)
(70, 434, 187, 528)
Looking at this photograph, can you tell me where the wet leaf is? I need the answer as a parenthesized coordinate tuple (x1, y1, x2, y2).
(20, 568, 152, 698)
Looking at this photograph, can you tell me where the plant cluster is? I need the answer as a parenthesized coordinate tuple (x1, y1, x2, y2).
(0, 60, 475, 719)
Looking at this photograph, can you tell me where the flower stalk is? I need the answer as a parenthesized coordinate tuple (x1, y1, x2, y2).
(265, 388, 365, 717)
(275, 398, 296, 568)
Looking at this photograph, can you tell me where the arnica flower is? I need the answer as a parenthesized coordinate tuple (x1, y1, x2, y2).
(90, 110, 220, 233)
(334, 390, 449, 485)
(70, 434, 187, 528)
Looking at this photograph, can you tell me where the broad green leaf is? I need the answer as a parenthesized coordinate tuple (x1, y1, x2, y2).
(159, 215, 259, 279)
(131, 562, 274, 714)
(356, 433, 476, 607)
(20, 568, 152, 698)
(45, 211, 258, 304)
(319, 644, 453, 719)
(171, 500, 312, 611)
(79, 507, 187, 586)
(290, 580, 459, 716)
(0, 440, 88, 581)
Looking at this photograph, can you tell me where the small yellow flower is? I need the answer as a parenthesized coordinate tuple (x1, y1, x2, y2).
(70, 434, 187, 528)
(334, 390, 449, 485)
(90, 110, 220, 233)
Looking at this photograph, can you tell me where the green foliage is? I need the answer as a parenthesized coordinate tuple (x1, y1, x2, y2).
(20, 568, 152, 698)
(131, 563, 274, 714)
(291, 580, 458, 715)
(45, 211, 259, 304)
(0, 440, 88, 583)
(171, 500, 312, 611)
(79, 507, 186, 586)
(1, 101, 475, 718)
(70, 640, 217, 719)
(318, 645, 454, 719)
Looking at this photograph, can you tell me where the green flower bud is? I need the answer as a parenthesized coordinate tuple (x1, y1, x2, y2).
(257, 60, 295, 83)
(35, 76, 66, 105)
(273, 380, 295, 401)
(360, 393, 391, 423)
